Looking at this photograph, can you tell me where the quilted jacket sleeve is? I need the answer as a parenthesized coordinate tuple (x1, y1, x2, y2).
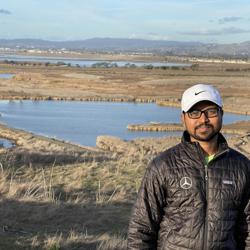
(237, 160, 250, 249)
(244, 200, 250, 249)
(127, 159, 166, 249)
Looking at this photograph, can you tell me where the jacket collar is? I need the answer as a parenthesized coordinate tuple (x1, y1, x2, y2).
(181, 130, 229, 154)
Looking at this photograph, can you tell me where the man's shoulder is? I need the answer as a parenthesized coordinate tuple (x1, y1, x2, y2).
(152, 142, 185, 165)
(227, 147, 250, 164)
(144, 143, 185, 178)
(227, 148, 250, 183)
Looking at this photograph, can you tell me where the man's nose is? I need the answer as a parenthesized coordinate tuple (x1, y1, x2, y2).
(200, 112, 209, 122)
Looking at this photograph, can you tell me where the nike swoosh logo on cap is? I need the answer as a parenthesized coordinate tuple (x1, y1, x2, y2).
(195, 91, 206, 95)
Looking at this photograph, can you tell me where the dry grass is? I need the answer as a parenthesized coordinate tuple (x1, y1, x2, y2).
(28, 231, 127, 250)
(0, 147, 150, 250)
(0, 152, 146, 203)
(0, 132, 249, 249)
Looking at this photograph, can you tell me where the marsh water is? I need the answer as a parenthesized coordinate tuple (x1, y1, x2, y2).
(0, 54, 190, 68)
(0, 100, 249, 147)
(0, 73, 15, 79)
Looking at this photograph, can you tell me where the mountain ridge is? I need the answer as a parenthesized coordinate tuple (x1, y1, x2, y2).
(0, 38, 250, 58)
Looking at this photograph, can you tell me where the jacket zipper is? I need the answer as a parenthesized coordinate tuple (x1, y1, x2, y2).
(188, 139, 229, 250)
(202, 148, 228, 250)
(194, 142, 209, 250)
(203, 164, 208, 250)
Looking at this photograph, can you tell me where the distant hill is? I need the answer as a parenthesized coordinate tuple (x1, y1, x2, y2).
(0, 38, 250, 58)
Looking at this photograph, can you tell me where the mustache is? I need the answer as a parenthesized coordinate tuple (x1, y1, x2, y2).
(195, 123, 213, 130)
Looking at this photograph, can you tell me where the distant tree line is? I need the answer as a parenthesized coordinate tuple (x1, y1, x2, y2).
(91, 62, 118, 68)
(1, 59, 197, 70)
(225, 67, 250, 72)
(90, 62, 194, 70)
(1, 60, 73, 67)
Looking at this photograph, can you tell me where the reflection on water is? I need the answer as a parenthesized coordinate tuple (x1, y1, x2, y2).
(0, 100, 249, 147)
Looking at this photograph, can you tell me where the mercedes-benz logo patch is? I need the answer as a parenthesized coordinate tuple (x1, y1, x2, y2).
(180, 177, 192, 189)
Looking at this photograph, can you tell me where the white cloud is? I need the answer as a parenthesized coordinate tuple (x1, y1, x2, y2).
(129, 33, 171, 40)
(218, 16, 243, 24)
(180, 27, 250, 36)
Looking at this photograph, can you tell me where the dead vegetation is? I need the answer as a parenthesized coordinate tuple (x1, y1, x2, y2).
(0, 129, 249, 249)
(0, 146, 147, 249)
(1, 60, 250, 114)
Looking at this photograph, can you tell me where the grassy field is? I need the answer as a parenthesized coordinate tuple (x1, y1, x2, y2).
(0, 134, 174, 249)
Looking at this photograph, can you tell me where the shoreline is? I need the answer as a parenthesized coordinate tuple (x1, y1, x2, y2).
(1, 50, 250, 64)
(0, 97, 249, 115)
(0, 122, 99, 152)
(0, 122, 109, 165)
(127, 121, 250, 135)
(1, 120, 249, 162)
(1, 119, 249, 150)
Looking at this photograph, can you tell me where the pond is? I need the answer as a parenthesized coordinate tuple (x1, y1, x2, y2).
(0, 100, 249, 147)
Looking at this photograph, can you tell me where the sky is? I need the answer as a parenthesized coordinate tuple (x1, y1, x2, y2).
(1, 0, 250, 44)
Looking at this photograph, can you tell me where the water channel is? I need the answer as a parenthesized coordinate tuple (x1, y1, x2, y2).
(0, 54, 190, 68)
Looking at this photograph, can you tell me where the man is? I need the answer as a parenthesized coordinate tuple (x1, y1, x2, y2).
(127, 84, 250, 249)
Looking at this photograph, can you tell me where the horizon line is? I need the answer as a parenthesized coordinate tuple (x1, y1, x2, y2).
(0, 37, 249, 45)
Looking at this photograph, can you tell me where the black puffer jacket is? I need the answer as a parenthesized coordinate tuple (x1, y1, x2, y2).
(127, 132, 250, 250)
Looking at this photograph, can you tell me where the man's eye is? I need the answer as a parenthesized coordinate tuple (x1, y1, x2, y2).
(190, 111, 200, 115)
(207, 109, 217, 114)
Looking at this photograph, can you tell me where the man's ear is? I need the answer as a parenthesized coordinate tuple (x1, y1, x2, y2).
(220, 109, 224, 123)
(181, 112, 186, 128)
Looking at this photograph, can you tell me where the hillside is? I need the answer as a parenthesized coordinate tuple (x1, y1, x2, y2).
(1, 38, 250, 58)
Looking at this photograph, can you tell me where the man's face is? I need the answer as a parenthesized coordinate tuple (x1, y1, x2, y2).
(181, 101, 223, 142)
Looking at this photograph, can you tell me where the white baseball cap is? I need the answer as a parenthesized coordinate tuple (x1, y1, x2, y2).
(181, 84, 222, 112)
